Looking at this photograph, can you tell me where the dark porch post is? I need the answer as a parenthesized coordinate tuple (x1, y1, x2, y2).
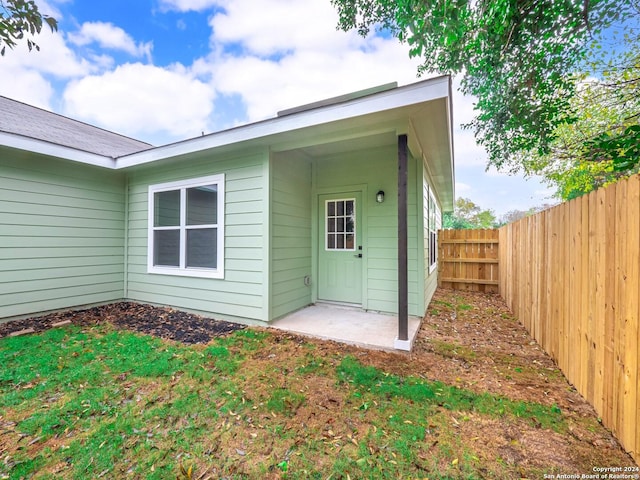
(397, 134, 408, 341)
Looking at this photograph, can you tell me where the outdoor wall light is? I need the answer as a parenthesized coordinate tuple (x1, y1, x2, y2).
(376, 190, 385, 203)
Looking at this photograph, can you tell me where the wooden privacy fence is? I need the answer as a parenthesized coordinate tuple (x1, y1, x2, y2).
(499, 174, 640, 464)
(438, 229, 499, 293)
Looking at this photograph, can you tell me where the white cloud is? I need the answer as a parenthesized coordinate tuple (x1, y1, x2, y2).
(209, 0, 361, 56)
(484, 165, 512, 177)
(0, 31, 95, 78)
(455, 182, 471, 194)
(453, 128, 486, 168)
(534, 188, 555, 199)
(203, 41, 422, 122)
(0, 30, 95, 107)
(68, 22, 153, 60)
(35, 0, 68, 21)
(449, 78, 487, 168)
(63, 63, 216, 143)
(158, 0, 219, 11)
(451, 77, 477, 125)
(0, 69, 54, 109)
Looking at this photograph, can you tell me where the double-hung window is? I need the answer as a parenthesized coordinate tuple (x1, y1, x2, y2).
(148, 174, 224, 278)
(428, 189, 440, 274)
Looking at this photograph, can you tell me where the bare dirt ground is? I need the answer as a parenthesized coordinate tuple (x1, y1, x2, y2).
(1, 289, 636, 477)
(242, 288, 638, 475)
(356, 289, 638, 473)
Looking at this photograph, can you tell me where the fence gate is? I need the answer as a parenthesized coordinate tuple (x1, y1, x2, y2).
(438, 229, 499, 293)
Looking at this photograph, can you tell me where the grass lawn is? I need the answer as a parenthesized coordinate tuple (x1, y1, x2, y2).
(0, 291, 635, 479)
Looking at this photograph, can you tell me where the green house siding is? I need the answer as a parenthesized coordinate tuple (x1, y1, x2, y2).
(0, 150, 125, 319)
(125, 150, 269, 323)
(313, 144, 423, 316)
(270, 151, 313, 319)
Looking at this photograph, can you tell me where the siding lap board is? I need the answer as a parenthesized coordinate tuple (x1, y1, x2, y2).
(270, 152, 312, 319)
(0, 151, 125, 319)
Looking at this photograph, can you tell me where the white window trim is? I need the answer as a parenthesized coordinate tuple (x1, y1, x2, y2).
(147, 174, 225, 279)
(428, 189, 439, 274)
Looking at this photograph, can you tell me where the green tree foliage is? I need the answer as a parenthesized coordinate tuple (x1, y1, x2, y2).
(522, 16, 640, 200)
(331, 0, 639, 198)
(443, 198, 497, 229)
(442, 212, 474, 230)
(0, 0, 57, 56)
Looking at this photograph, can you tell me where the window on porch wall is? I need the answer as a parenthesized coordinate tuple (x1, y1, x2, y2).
(428, 189, 440, 273)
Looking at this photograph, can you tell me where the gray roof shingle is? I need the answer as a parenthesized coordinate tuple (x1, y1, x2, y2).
(0, 96, 152, 157)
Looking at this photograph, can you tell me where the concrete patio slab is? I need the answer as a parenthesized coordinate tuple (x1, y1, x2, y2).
(270, 303, 422, 352)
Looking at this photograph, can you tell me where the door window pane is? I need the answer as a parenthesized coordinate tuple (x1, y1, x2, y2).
(346, 216, 354, 232)
(346, 234, 354, 249)
(346, 200, 354, 215)
(154, 230, 180, 266)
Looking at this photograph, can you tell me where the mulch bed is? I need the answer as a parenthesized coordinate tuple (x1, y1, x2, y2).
(0, 302, 244, 344)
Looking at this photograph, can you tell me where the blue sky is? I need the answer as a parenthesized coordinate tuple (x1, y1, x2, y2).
(0, 0, 553, 217)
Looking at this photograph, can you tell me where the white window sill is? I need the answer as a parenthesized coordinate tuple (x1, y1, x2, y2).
(147, 266, 224, 279)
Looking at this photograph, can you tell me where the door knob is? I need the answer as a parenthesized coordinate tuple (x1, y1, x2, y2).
(354, 253, 362, 258)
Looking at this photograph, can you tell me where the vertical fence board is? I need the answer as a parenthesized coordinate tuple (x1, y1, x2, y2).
(586, 190, 598, 406)
(604, 184, 617, 429)
(624, 174, 639, 456)
(580, 195, 590, 399)
(573, 198, 582, 389)
(525, 218, 533, 332)
(594, 187, 607, 417)
(542, 210, 551, 354)
(614, 180, 628, 442)
(560, 204, 569, 373)
(498, 173, 640, 464)
(550, 206, 560, 362)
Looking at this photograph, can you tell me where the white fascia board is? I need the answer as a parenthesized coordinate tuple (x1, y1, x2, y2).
(116, 76, 451, 169)
(0, 131, 116, 168)
(446, 85, 456, 208)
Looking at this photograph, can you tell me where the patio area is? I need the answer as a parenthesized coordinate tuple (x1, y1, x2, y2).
(270, 303, 422, 351)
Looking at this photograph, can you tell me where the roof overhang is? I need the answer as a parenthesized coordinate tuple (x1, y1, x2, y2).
(118, 75, 455, 210)
(0, 131, 117, 169)
(0, 76, 455, 209)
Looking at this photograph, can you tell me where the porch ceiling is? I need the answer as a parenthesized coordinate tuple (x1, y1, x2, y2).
(296, 131, 397, 158)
